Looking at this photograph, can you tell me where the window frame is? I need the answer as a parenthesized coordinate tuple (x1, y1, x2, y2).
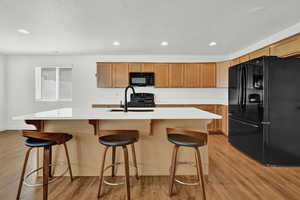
(35, 66, 73, 102)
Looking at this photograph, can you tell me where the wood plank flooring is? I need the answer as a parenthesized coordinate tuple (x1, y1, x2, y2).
(1, 131, 300, 200)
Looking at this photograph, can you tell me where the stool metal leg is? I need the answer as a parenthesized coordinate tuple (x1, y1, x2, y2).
(195, 152, 200, 182)
(43, 146, 50, 200)
(131, 144, 139, 180)
(49, 147, 52, 178)
(122, 145, 131, 200)
(63, 143, 73, 182)
(97, 146, 109, 198)
(111, 146, 116, 177)
(16, 147, 33, 200)
(195, 147, 206, 200)
(169, 145, 179, 196)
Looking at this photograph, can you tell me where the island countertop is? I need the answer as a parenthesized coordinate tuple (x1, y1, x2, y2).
(13, 107, 221, 120)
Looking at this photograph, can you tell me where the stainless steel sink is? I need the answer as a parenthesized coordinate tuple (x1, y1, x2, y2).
(110, 109, 154, 112)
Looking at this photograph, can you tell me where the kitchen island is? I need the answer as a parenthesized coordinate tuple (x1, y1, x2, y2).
(13, 107, 221, 176)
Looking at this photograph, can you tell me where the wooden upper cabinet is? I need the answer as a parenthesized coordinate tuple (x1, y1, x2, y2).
(142, 63, 154, 72)
(97, 63, 112, 88)
(230, 58, 240, 67)
(201, 63, 216, 88)
(270, 34, 300, 57)
(184, 64, 201, 88)
(216, 61, 230, 88)
(249, 47, 270, 59)
(154, 63, 169, 88)
(112, 63, 129, 88)
(169, 63, 184, 88)
(128, 63, 142, 72)
(239, 54, 250, 63)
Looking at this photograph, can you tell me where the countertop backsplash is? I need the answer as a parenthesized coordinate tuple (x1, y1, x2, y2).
(93, 88, 228, 105)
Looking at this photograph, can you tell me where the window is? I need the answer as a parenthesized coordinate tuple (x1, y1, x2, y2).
(35, 66, 72, 101)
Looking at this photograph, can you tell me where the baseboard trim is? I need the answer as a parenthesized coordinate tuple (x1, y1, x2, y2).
(0, 130, 22, 134)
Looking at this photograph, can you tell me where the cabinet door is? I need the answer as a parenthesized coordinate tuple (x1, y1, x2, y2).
(222, 105, 228, 136)
(141, 63, 154, 72)
(112, 63, 129, 88)
(230, 58, 240, 67)
(97, 63, 112, 88)
(216, 61, 230, 88)
(270, 34, 300, 57)
(201, 63, 216, 88)
(239, 54, 250, 63)
(154, 63, 169, 88)
(249, 47, 270, 59)
(169, 63, 184, 88)
(128, 63, 142, 72)
(184, 64, 201, 88)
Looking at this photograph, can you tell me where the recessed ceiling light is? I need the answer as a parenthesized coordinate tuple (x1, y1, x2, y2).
(209, 42, 217, 47)
(17, 29, 30, 34)
(113, 41, 120, 46)
(161, 41, 168, 46)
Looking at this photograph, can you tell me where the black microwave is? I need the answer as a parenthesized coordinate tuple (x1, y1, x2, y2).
(129, 72, 155, 86)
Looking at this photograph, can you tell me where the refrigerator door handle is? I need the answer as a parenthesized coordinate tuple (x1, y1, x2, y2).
(244, 65, 248, 108)
(261, 121, 271, 125)
(239, 66, 244, 110)
(230, 117, 259, 128)
(237, 67, 241, 109)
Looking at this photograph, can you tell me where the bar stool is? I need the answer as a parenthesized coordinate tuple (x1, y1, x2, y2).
(166, 128, 207, 200)
(97, 130, 139, 200)
(16, 131, 73, 200)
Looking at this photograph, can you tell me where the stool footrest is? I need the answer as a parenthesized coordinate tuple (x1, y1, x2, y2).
(173, 161, 200, 186)
(23, 162, 69, 187)
(103, 162, 139, 186)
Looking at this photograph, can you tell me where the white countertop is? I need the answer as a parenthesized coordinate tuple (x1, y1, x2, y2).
(13, 107, 221, 120)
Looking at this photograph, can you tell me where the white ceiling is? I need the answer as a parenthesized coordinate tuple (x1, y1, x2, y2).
(0, 0, 300, 56)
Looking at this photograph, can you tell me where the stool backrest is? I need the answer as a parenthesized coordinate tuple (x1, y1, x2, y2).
(23, 131, 72, 144)
(166, 128, 207, 144)
(99, 130, 139, 139)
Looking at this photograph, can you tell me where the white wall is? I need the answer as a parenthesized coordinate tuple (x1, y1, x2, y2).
(0, 55, 7, 131)
(6, 55, 227, 130)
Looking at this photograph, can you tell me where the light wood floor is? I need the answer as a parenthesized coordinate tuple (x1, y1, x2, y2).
(1, 131, 300, 200)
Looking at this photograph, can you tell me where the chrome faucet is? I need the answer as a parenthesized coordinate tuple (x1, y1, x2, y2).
(124, 85, 136, 112)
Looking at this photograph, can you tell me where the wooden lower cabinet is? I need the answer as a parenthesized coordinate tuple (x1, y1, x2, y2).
(195, 105, 228, 135)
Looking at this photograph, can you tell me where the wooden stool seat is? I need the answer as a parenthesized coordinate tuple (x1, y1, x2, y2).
(168, 134, 205, 147)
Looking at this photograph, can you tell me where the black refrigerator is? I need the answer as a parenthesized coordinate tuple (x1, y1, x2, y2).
(229, 56, 300, 166)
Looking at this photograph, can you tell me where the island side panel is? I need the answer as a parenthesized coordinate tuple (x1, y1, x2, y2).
(40, 119, 210, 176)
